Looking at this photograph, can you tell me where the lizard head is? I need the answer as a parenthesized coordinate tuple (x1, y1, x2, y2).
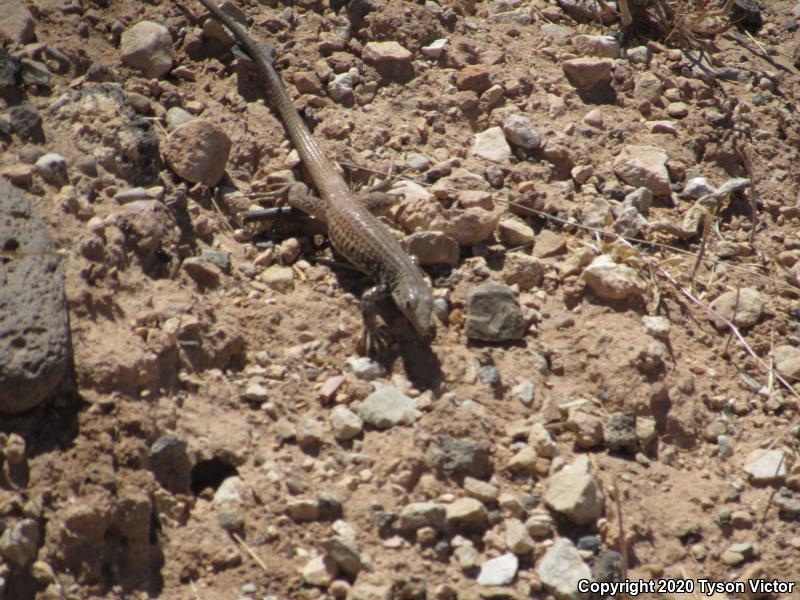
(393, 275, 435, 337)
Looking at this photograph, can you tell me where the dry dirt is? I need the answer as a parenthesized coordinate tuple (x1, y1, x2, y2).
(1, 0, 800, 599)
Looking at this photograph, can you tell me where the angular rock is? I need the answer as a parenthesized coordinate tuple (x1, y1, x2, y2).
(473, 126, 511, 163)
(164, 119, 231, 186)
(503, 253, 544, 291)
(497, 215, 535, 246)
(426, 435, 493, 479)
(532, 230, 567, 258)
(149, 435, 192, 494)
(120, 21, 174, 78)
(684, 176, 715, 199)
(445, 498, 489, 529)
(465, 283, 526, 342)
(302, 554, 339, 587)
(502, 115, 542, 150)
(363, 41, 412, 62)
(456, 65, 491, 93)
(358, 386, 419, 429)
(506, 518, 535, 554)
(0, 181, 70, 414)
(330, 405, 363, 440)
(405, 231, 459, 266)
(572, 35, 619, 58)
(708, 288, 762, 329)
(477, 553, 518, 586)
(537, 538, 592, 600)
(322, 535, 364, 576)
(566, 410, 604, 449)
(0, 1, 35, 45)
(603, 412, 638, 453)
(544, 455, 604, 525)
(614, 145, 671, 196)
(582, 255, 647, 301)
(743, 449, 788, 484)
(562, 58, 613, 89)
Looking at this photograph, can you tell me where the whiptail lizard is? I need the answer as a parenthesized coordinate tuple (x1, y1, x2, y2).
(194, 0, 435, 338)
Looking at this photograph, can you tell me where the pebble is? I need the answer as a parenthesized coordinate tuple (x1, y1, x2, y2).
(34, 153, 68, 187)
(683, 176, 715, 199)
(613, 206, 647, 239)
(445, 498, 489, 529)
(302, 555, 339, 587)
(456, 64, 492, 93)
(511, 380, 535, 406)
(473, 126, 511, 163)
(427, 436, 493, 479)
(21, 58, 52, 88)
(465, 283, 526, 342)
(772, 345, 800, 379)
(532, 230, 567, 258)
(463, 477, 499, 503)
(572, 34, 619, 58)
(529, 422, 558, 458)
(477, 553, 518, 586)
(322, 535, 364, 576)
(119, 21, 174, 78)
(507, 447, 538, 473)
(497, 215, 535, 246)
(148, 435, 190, 493)
(544, 455, 604, 525)
(642, 316, 671, 340)
(182, 257, 222, 288)
(505, 519, 535, 554)
(165, 106, 194, 131)
(666, 102, 689, 118)
(329, 406, 363, 440)
(717, 435, 734, 458)
(502, 114, 542, 149)
(328, 72, 354, 102)
(567, 410, 604, 449)
(623, 187, 653, 215)
(405, 231, 459, 266)
(421, 38, 448, 59)
(164, 119, 231, 186)
(260, 265, 294, 292)
(562, 57, 613, 89)
(398, 502, 446, 531)
(345, 357, 385, 381)
(583, 108, 604, 128)
(743, 449, 788, 483)
(582, 254, 647, 301)
(708, 288, 762, 329)
(0, 519, 39, 567)
(0, 2, 35, 45)
(503, 253, 545, 290)
(613, 145, 671, 196)
(537, 538, 592, 600)
(604, 412, 638, 453)
(626, 46, 650, 64)
(357, 386, 420, 429)
(7, 103, 43, 142)
(571, 165, 594, 185)
(525, 510, 553, 537)
(362, 41, 412, 63)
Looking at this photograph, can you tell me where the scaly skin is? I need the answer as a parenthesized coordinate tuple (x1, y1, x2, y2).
(196, 0, 435, 337)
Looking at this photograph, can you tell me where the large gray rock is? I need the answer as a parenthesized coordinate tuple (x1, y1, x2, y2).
(0, 181, 71, 413)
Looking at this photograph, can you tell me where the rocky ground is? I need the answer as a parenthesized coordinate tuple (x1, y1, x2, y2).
(1, 0, 800, 599)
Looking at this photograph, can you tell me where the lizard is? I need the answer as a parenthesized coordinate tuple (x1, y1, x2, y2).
(193, 0, 435, 341)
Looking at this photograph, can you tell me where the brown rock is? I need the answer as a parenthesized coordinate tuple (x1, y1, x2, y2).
(456, 65, 492, 93)
(164, 119, 231, 186)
